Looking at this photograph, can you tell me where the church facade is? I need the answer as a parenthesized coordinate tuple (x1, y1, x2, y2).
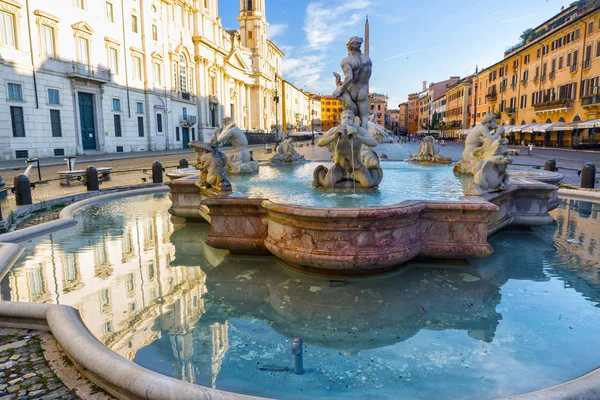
(0, 0, 283, 160)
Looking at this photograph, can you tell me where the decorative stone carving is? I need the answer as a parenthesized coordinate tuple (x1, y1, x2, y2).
(215, 117, 259, 174)
(454, 113, 505, 175)
(332, 37, 372, 129)
(189, 140, 231, 192)
(313, 110, 383, 189)
(409, 136, 452, 164)
(270, 137, 305, 163)
(368, 114, 398, 144)
(466, 137, 513, 196)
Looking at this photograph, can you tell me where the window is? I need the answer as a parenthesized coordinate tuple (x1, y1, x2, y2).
(567, 53, 572, 67)
(156, 113, 163, 133)
(136, 102, 143, 113)
(152, 62, 161, 85)
(573, 50, 579, 66)
(152, 24, 158, 41)
(559, 56, 564, 69)
(77, 37, 89, 65)
(75, 0, 85, 9)
(50, 110, 62, 137)
(175, 127, 180, 141)
(0, 11, 16, 48)
(40, 25, 55, 58)
(137, 116, 144, 137)
(524, 54, 530, 64)
(106, 2, 114, 22)
(133, 56, 142, 80)
(114, 114, 122, 136)
(589, 21, 594, 35)
(8, 83, 23, 100)
(131, 14, 138, 33)
(112, 98, 121, 111)
(248, 0, 253, 9)
(108, 47, 118, 74)
(48, 89, 59, 104)
(248, 31, 253, 39)
(10, 106, 25, 137)
(520, 94, 527, 109)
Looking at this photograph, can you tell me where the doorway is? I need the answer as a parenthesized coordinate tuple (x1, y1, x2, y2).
(182, 127, 190, 148)
(78, 92, 96, 150)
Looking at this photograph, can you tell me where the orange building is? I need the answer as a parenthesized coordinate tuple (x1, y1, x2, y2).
(408, 93, 420, 135)
(369, 93, 388, 126)
(399, 102, 409, 130)
(320, 96, 344, 132)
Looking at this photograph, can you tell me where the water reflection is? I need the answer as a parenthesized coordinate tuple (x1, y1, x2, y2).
(1, 195, 600, 399)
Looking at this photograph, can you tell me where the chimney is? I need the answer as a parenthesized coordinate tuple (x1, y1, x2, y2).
(422, 81, 427, 92)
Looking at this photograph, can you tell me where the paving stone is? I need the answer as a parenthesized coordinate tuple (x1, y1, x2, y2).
(0, 394, 17, 400)
(41, 387, 69, 399)
(6, 378, 21, 386)
(28, 390, 46, 398)
(5, 385, 19, 394)
(46, 384, 58, 392)
(28, 384, 43, 391)
(21, 373, 36, 380)
(7, 356, 19, 362)
(0, 361, 17, 372)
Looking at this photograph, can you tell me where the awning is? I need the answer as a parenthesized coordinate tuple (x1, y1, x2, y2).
(507, 123, 536, 133)
(533, 122, 566, 132)
(573, 118, 600, 129)
(552, 123, 578, 131)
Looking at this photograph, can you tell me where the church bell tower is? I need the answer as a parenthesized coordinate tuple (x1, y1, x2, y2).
(238, 0, 267, 51)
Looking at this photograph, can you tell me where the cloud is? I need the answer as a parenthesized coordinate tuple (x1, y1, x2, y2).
(267, 24, 289, 39)
(283, 0, 370, 90)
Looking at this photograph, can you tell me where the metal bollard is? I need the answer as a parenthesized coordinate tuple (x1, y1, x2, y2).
(86, 166, 99, 191)
(249, 151, 254, 161)
(13, 174, 32, 205)
(544, 159, 557, 172)
(152, 161, 163, 184)
(178, 158, 189, 169)
(290, 338, 304, 374)
(0, 174, 6, 201)
(581, 162, 596, 189)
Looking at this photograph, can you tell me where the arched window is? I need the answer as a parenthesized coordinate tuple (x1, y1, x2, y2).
(573, 115, 582, 122)
(546, 118, 552, 123)
(173, 52, 194, 95)
(558, 117, 565, 122)
(531, 119, 537, 123)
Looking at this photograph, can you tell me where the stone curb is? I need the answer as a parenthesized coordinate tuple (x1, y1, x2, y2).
(0, 184, 599, 400)
(0, 186, 170, 243)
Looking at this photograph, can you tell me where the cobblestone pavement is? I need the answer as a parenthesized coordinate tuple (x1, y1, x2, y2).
(0, 141, 598, 216)
(0, 328, 113, 400)
(0, 329, 78, 400)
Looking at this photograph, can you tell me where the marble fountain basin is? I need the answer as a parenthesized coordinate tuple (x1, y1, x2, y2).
(167, 162, 561, 275)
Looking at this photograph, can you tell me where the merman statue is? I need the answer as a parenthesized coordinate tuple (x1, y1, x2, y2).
(215, 117, 259, 174)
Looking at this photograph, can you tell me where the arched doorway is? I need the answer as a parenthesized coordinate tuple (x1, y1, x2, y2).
(558, 117, 565, 122)
(545, 118, 552, 123)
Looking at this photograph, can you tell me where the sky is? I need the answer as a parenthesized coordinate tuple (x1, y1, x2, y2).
(219, 0, 574, 108)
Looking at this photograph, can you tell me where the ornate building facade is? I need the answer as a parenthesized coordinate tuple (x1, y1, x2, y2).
(0, 0, 284, 160)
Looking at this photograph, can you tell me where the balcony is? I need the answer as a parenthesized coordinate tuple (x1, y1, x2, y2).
(582, 95, 600, 108)
(500, 83, 506, 92)
(521, 78, 528, 86)
(570, 64, 578, 73)
(540, 75, 547, 82)
(511, 82, 517, 90)
(180, 115, 197, 127)
(533, 76, 539, 84)
(485, 91, 497, 101)
(584, 59, 591, 70)
(549, 71, 556, 80)
(505, 107, 516, 116)
(534, 98, 574, 113)
(171, 90, 197, 103)
(66, 61, 111, 83)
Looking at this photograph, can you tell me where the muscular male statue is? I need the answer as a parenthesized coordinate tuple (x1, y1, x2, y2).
(332, 36, 372, 129)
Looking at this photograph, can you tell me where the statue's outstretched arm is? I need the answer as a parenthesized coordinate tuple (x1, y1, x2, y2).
(357, 128, 377, 147)
(333, 61, 354, 97)
(317, 128, 338, 146)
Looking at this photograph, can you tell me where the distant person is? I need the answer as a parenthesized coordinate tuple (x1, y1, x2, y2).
(528, 142, 533, 155)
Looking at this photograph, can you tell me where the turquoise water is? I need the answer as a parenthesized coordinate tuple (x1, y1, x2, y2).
(2, 195, 600, 399)
(227, 161, 470, 207)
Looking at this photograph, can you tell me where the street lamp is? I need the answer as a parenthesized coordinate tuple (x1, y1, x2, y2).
(274, 75, 280, 132)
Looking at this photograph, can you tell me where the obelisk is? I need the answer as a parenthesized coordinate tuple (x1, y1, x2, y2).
(365, 15, 370, 55)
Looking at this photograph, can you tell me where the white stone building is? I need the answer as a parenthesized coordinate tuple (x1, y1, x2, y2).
(0, 0, 283, 160)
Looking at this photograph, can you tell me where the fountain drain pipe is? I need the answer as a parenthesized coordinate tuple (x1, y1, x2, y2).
(291, 338, 304, 374)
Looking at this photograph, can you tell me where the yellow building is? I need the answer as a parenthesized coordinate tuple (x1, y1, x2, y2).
(474, 2, 600, 148)
(320, 95, 344, 132)
(445, 77, 473, 137)
(369, 93, 388, 126)
(417, 92, 430, 130)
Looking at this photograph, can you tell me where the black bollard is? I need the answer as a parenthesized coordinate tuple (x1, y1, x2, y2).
(581, 162, 596, 189)
(152, 161, 163, 183)
(86, 166, 99, 191)
(0, 174, 6, 200)
(544, 159, 558, 172)
(178, 158, 189, 169)
(13, 174, 32, 205)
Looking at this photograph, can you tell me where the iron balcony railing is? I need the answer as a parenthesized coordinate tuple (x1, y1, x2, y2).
(180, 115, 197, 126)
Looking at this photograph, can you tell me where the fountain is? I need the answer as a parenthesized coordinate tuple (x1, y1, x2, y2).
(165, 36, 560, 275)
(270, 137, 305, 163)
(408, 135, 452, 164)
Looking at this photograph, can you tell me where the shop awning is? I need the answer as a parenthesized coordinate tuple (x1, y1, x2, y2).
(506, 123, 536, 133)
(573, 118, 600, 129)
(533, 122, 566, 132)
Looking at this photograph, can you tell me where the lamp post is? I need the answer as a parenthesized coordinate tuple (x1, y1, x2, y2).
(274, 75, 280, 132)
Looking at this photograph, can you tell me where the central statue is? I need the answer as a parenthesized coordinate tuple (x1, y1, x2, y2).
(313, 110, 383, 189)
(313, 36, 382, 190)
(332, 36, 372, 129)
